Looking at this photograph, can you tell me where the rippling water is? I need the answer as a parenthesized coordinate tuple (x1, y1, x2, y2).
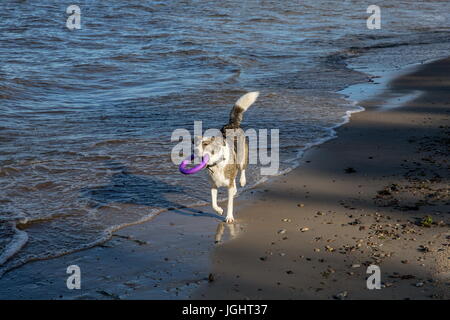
(1, 0, 449, 275)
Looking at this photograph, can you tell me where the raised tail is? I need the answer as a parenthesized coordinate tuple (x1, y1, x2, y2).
(222, 92, 259, 133)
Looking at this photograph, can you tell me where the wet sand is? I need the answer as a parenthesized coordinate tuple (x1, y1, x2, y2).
(0, 208, 225, 299)
(193, 57, 450, 299)
(0, 58, 449, 300)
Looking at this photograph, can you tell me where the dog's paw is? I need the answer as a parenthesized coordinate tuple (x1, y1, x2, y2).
(213, 206, 224, 215)
(225, 216, 235, 224)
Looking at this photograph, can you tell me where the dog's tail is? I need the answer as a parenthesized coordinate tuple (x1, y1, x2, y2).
(222, 92, 259, 132)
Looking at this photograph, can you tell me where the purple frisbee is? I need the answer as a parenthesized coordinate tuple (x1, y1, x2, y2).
(179, 154, 209, 175)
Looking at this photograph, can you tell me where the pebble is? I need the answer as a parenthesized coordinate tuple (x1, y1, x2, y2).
(300, 227, 310, 232)
(278, 229, 287, 234)
(351, 264, 361, 268)
(415, 282, 424, 287)
(334, 291, 348, 300)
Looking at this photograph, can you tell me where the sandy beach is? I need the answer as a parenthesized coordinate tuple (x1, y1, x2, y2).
(0, 57, 449, 300)
(194, 57, 450, 300)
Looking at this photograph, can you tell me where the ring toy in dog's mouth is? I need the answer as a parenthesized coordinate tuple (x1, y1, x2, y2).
(179, 154, 209, 175)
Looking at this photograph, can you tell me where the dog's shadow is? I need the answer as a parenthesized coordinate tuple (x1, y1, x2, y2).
(80, 161, 223, 220)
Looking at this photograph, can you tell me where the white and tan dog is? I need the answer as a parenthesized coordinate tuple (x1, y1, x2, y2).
(194, 92, 259, 223)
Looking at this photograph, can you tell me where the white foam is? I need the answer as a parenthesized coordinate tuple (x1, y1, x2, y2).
(0, 223, 28, 266)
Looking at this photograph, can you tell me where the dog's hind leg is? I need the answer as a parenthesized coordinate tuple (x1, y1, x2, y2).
(211, 187, 223, 215)
(239, 139, 248, 187)
(225, 181, 237, 223)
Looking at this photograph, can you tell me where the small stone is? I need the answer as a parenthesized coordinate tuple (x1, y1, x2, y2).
(297, 203, 305, 208)
(208, 273, 215, 282)
(282, 218, 291, 222)
(334, 291, 348, 300)
(278, 229, 287, 234)
(300, 227, 310, 232)
(344, 167, 356, 174)
(286, 270, 294, 275)
(415, 282, 424, 287)
(351, 264, 361, 268)
(314, 248, 320, 252)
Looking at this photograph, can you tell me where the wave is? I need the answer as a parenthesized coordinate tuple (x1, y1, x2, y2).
(0, 223, 28, 267)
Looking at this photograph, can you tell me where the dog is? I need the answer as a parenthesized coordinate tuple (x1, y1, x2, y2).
(194, 92, 259, 223)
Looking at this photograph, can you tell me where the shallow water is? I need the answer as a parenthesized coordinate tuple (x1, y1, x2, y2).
(1, 0, 449, 276)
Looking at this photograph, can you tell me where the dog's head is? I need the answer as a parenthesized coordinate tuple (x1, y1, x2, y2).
(194, 135, 225, 166)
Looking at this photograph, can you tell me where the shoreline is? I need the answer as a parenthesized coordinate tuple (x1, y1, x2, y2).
(0, 57, 449, 300)
(193, 57, 450, 299)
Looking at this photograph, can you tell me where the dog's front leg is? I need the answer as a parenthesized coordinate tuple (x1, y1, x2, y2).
(211, 187, 223, 215)
(239, 169, 246, 187)
(225, 183, 236, 223)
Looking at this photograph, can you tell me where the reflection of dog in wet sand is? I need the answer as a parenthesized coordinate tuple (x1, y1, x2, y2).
(194, 92, 259, 223)
(215, 222, 240, 243)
